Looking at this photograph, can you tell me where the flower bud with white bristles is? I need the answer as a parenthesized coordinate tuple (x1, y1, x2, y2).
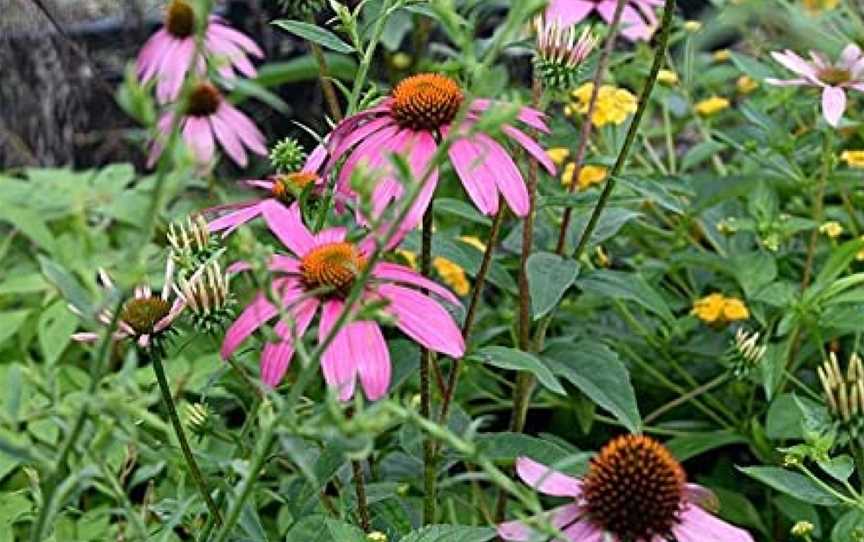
(167, 214, 221, 278)
(819, 352, 864, 439)
(534, 16, 597, 90)
(176, 261, 235, 333)
(728, 328, 766, 378)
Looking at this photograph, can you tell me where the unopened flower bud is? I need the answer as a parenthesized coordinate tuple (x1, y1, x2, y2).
(534, 16, 597, 91)
(730, 328, 766, 377)
(167, 214, 220, 277)
(367, 532, 388, 542)
(278, 0, 327, 19)
(269, 137, 306, 173)
(176, 261, 235, 333)
(791, 520, 814, 537)
(185, 402, 211, 437)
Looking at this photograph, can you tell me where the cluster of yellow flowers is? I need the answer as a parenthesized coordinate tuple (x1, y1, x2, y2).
(841, 150, 864, 168)
(546, 147, 608, 191)
(692, 293, 750, 324)
(695, 96, 731, 116)
(565, 83, 637, 127)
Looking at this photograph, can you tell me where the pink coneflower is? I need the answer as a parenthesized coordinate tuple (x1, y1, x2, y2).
(70, 261, 184, 349)
(221, 203, 465, 399)
(546, 0, 663, 42)
(767, 44, 864, 127)
(206, 145, 327, 237)
(148, 82, 267, 168)
(137, 0, 264, 103)
(326, 73, 556, 231)
(499, 435, 754, 542)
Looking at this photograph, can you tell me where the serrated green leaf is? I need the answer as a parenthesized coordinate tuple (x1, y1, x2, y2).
(526, 252, 579, 319)
(472, 346, 565, 395)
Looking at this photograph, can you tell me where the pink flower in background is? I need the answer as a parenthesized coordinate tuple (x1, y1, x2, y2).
(148, 82, 267, 168)
(325, 73, 556, 233)
(70, 262, 184, 349)
(546, 0, 663, 41)
(221, 203, 464, 399)
(206, 146, 326, 237)
(767, 44, 864, 127)
(137, 0, 264, 103)
(499, 435, 754, 542)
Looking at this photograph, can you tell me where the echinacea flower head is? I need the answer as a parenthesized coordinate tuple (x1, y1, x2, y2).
(841, 150, 864, 168)
(567, 83, 637, 127)
(534, 16, 597, 90)
(767, 44, 864, 127)
(499, 435, 753, 542)
(148, 82, 267, 168)
(206, 145, 326, 238)
(545, 0, 664, 42)
(70, 261, 184, 350)
(137, 0, 264, 103)
(220, 203, 465, 399)
(325, 73, 556, 232)
(695, 96, 730, 116)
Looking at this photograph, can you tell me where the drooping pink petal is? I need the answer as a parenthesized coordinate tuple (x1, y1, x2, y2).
(217, 103, 268, 156)
(600, 3, 655, 42)
(468, 100, 550, 132)
(839, 43, 863, 70)
(672, 505, 754, 542)
(498, 504, 585, 541)
(269, 254, 301, 274)
(183, 117, 215, 164)
(771, 50, 819, 81)
(221, 293, 278, 359)
(260, 297, 319, 387)
(208, 203, 265, 235)
(137, 30, 171, 83)
(378, 284, 465, 358)
(303, 144, 328, 173)
(448, 135, 500, 216)
(209, 19, 265, 57)
(822, 85, 847, 127)
(328, 116, 394, 164)
(206, 34, 257, 78)
(502, 124, 556, 175)
(475, 134, 530, 217)
(161, 38, 196, 103)
(318, 299, 358, 400)
(314, 227, 348, 245)
(260, 201, 316, 256)
(336, 124, 401, 202)
(765, 78, 811, 87)
(515, 457, 583, 497)
(371, 262, 460, 305)
(210, 109, 248, 167)
(545, 0, 596, 28)
(350, 321, 391, 400)
(562, 519, 605, 541)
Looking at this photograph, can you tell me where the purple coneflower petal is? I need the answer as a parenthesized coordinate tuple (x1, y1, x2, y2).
(469, 100, 550, 132)
(221, 293, 278, 359)
(771, 50, 819, 81)
(314, 227, 348, 245)
(211, 111, 248, 167)
(497, 503, 584, 541)
(260, 297, 318, 387)
(352, 321, 391, 400)
(209, 20, 264, 58)
(319, 299, 359, 401)
(477, 134, 530, 217)
(516, 457, 583, 497)
(329, 116, 393, 164)
(304, 144, 328, 172)
(378, 284, 465, 358)
(261, 201, 316, 256)
(545, 0, 595, 28)
(821, 85, 846, 127)
(672, 505, 754, 542)
(502, 125, 556, 175)
(209, 203, 265, 236)
(71, 332, 101, 343)
(269, 255, 301, 274)
(448, 135, 501, 216)
(218, 103, 268, 156)
(371, 262, 460, 306)
(183, 117, 215, 164)
(562, 519, 605, 541)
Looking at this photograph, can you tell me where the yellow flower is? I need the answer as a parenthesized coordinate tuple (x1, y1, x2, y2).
(546, 147, 571, 166)
(657, 69, 679, 86)
(695, 96, 730, 116)
(595, 246, 610, 267)
(570, 83, 637, 127)
(367, 532, 388, 542)
(561, 163, 608, 190)
(736, 75, 758, 94)
(713, 49, 731, 62)
(397, 249, 418, 270)
(683, 20, 702, 32)
(433, 257, 470, 296)
(692, 293, 749, 324)
(803, 0, 840, 13)
(841, 150, 864, 168)
(819, 221, 844, 238)
(459, 236, 487, 252)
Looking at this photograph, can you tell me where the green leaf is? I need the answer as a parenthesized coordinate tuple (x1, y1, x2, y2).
(681, 140, 726, 172)
(434, 197, 491, 226)
(0, 207, 55, 252)
(577, 269, 675, 324)
(818, 455, 854, 483)
(472, 346, 565, 395)
(738, 466, 844, 506)
(526, 252, 580, 319)
(807, 238, 864, 300)
(566, 208, 641, 251)
(730, 51, 777, 81)
(833, 510, 864, 542)
(38, 300, 77, 366)
(666, 431, 747, 462)
(38, 256, 92, 315)
(272, 20, 355, 54)
(0, 310, 30, 347)
(475, 433, 586, 473)
(400, 525, 497, 542)
(731, 252, 776, 298)
(545, 342, 641, 432)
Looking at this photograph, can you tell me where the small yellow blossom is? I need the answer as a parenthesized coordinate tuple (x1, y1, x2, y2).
(841, 150, 864, 168)
(546, 147, 571, 166)
(683, 20, 702, 32)
(433, 257, 470, 296)
(367, 532, 389, 542)
(562, 163, 608, 190)
(713, 49, 731, 62)
(569, 83, 637, 127)
(692, 293, 750, 324)
(595, 246, 610, 267)
(695, 96, 730, 116)
(459, 236, 487, 252)
(397, 249, 418, 269)
(736, 75, 758, 94)
(819, 221, 844, 238)
(657, 69, 679, 86)
(803, 0, 840, 14)
(791, 520, 814, 537)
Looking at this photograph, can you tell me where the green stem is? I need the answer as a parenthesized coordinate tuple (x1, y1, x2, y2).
(148, 348, 222, 524)
(351, 460, 371, 531)
(420, 201, 437, 525)
(347, 0, 395, 114)
(643, 373, 729, 425)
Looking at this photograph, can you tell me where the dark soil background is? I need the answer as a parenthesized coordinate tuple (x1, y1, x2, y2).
(0, 0, 711, 170)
